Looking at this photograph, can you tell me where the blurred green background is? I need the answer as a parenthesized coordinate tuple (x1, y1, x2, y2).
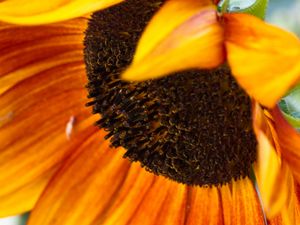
(266, 0, 300, 36)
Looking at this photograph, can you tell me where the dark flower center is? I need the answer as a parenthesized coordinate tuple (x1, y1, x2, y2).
(84, 0, 257, 186)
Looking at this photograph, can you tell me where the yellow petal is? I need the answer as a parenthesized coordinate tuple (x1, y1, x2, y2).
(271, 107, 300, 183)
(224, 13, 300, 108)
(0, 168, 56, 217)
(254, 131, 293, 218)
(122, 0, 224, 81)
(253, 103, 294, 218)
(0, 0, 123, 25)
(268, 183, 300, 225)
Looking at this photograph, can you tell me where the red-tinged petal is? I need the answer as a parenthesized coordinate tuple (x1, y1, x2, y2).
(0, 17, 100, 216)
(98, 165, 157, 225)
(28, 136, 131, 225)
(0, 69, 98, 216)
(0, 0, 122, 25)
(100, 164, 188, 225)
(0, 62, 98, 193)
(122, 0, 224, 81)
(129, 177, 186, 225)
(26, 152, 265, 225)
(224, 13, 300, 108)
(101, 174, 265, 225)
(271, 106, 300, 183)
(0, 18, 87, 94)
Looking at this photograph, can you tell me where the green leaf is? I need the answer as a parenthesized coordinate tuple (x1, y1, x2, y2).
(218, 0, 269, 20)
(279, 84, 300, 130)
(20, 213, 29, 225)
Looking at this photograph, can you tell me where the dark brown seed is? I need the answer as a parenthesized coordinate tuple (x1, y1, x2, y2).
(84, 0, 257, 186)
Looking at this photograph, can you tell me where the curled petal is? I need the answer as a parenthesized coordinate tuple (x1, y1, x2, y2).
(271, 106, 300, 183)
(253, 103, 294, 218)
(224, 13, 300, 108)
(0, 0, 123, 25)
(254, 131, 293, 218)
(122, 0, 224, 81)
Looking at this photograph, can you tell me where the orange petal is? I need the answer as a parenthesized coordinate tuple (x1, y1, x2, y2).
(153, 182, 187, 225)
(218, 178, 265, 225)
(100, 165, 188, 225)
(0, 63, 98, 195)
(102, 175, 263, 225)
(224, 13, 300, 108)
(28, 150, 266, 225)
(271, 106, 300, 183)
(28, 136, 131, 225)
(99, 165, 157, 225)
(0, 0, 122, 25)
(122, 0, 224, 81)
(185, 186, 222, 225)
(0, 17, 99, 216)
(129, 177, 187, 225)
(0, 66, 98, 215)
(232, 178, 265, 225)
(185, 177, 264, 225)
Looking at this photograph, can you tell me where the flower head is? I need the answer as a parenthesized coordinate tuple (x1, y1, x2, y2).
(0, 0, 300, 225)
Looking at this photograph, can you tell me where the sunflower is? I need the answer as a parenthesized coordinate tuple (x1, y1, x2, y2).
(0, 0, 300, 225)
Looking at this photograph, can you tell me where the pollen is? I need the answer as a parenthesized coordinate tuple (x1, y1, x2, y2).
(84, 0, 257, 186)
